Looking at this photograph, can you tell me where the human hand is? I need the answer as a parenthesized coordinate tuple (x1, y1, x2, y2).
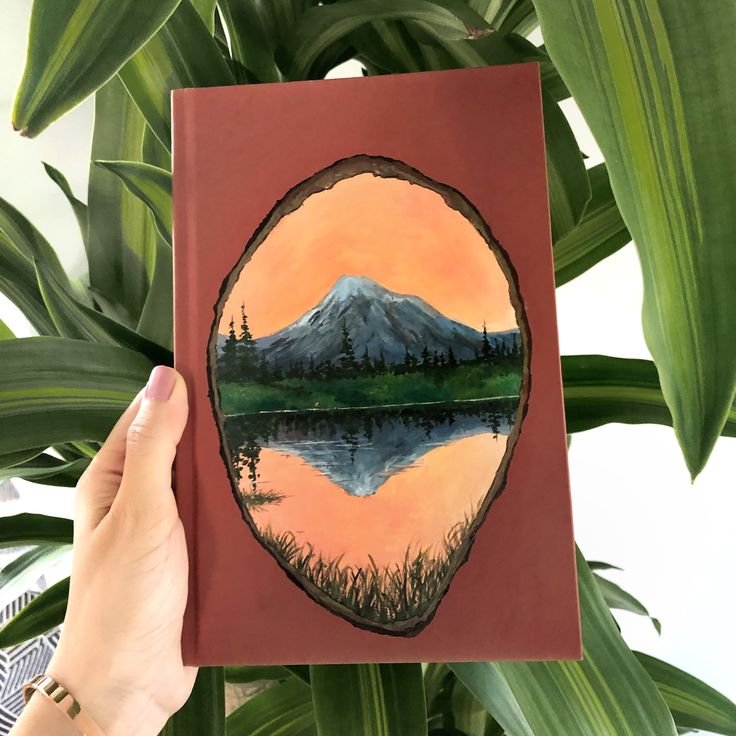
(44, 366, 196, 736)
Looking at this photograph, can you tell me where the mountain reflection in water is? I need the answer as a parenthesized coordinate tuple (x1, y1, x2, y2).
(224, 399, 516, 498)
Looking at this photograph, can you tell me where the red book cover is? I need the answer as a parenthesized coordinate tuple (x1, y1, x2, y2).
(173, 64, 580, 665)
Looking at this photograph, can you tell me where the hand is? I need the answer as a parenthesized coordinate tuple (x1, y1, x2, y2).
(43, 366, 196, 735)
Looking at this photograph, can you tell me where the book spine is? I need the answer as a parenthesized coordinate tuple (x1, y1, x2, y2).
(172, 89, 199, 665)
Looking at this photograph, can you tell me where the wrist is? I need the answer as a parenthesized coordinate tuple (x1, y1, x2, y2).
(46, 653, 170, 736)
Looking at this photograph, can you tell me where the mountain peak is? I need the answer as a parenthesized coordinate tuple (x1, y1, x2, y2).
(329, 275, 385, 301)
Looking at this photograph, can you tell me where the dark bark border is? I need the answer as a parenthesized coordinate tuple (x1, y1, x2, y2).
(207, 155, 532, 637)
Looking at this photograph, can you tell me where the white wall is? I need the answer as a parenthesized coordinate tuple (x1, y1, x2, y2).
(1, 1, 733, 711)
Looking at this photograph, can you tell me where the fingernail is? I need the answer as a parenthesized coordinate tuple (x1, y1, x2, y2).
(145, 365, 177, 401)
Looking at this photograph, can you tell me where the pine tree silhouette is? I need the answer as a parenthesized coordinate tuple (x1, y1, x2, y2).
(239, 302, 258, 371)
(339, 322, 357, 374)
(220, 315, 239, 380)
(481, 321, 492, 362)
(360, 347, 372, 374)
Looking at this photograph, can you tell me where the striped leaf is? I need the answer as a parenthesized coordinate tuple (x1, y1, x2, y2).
(535, 0, 736, 478)
(42, 162, 89, 250)
(136, 237, 173, 352)
(34, 260, 172, 363)
(0, 514, 73, 549)
(0, 577, 69, 647)
(0, 454, 89, 487)
(0, 337, 150, 455)
(0, 319, 14, 340)
(226, 677, 316, 736)
(12, 0, 181, 137)
(191, 0, 219, 32)
(161, 667, 225, 736)
(286, 0, 477, 80)
(452, 550, 677, 736)
(637, 652, 736, 736)
(0, 546, 71, 606)
(554, 163, 631, 286)
(95, 161, 172, 244)
(562, 355, 736, 438)
(310, 663, 427, 736)
(118, 0, 235, 151)
(87, 77, 158, 323)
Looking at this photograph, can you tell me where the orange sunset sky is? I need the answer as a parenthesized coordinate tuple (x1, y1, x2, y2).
(219, 172, 518, 339)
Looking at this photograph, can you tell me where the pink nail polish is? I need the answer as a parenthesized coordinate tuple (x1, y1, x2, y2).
(145, 365, 177, 401)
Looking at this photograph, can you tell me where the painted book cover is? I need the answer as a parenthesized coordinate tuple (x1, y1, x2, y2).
(173, 64, 580, 664)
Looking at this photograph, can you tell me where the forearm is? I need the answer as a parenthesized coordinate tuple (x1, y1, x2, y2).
(10, 693, 80, 736)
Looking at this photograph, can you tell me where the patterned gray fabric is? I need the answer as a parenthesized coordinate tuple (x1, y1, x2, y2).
(0, 592, 60, 734)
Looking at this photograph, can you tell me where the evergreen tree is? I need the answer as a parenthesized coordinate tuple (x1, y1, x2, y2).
(360, 347, 372, 374)
(339, 322, 357, 374)
(447, 346, 457, 368)
(481, 321, 492, 362)
(238, 302, 258, 371)
(220, 315, 239, 380)
(420, 344, 431, 369)
(308, 354, 316, 379)
(257, 354, 270, 383)
(375, 349, 387, 373)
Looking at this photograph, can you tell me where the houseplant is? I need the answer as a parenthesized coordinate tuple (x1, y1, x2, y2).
(1, 1, 735, 734)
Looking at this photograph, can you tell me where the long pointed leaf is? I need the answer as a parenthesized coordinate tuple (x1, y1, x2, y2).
(136, 238, 174, 352)
(118, 0, 235, 151)
(594, 573, 661, 634)
(12, 0, 181, 136)
(562, 355, 736, 438)
(310, 663, 427, 736)
(42, 162, 89, 250)
(0, 337, 150, 455)
(452, 550, 677, 736)
(636, 652, 736, 736)
(88, 77, 158, 322)
(0, 577, 69, 647)
(554, 163, 630, 286)
(0, 514, 73, 548)
(535, 0, 736, 477)
(95, 161, 172, 244)
(0, 546, 71, 606)
(226, 676, 315, 736)
(0, 454, 89, 487)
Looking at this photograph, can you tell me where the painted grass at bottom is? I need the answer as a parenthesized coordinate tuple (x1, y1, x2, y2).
(257, 508, 479, 627)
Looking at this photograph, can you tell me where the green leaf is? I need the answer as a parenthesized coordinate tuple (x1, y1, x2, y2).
(554, 163, 631, 286)
(34, 260, 172, 364)
(310, 663, 427, 736)
(562, 355, 736, 438)
(0, 576, 69, 647)
(286, 0, 477, 80)
(0, 448, 45, 471)
(42, 162, 89, 250)
(12, 0, 182, 137)
(191, 0, 218, 32)
(95, 161, 172, 244)
(118, 0, 235, 151)
(0, 545, 71, 603)
(161, 667, 225, 735)
(0, 513, 73, 549)
(535, 0, 736, 478)
(636, 652, 736, 736)
(226, 676, 315, 735)
(0, 319, 13, 340)
(587, 560, 623, 572)
(594, 573, 661, 634)
(452, 550, 677, 736)
(224, 665, 293, 684)
(136, 237, 173, 352)
(452, 678, 492, 736)
(0, 337, 151, 455)
(88, 77, 158, 323)
(0, 454, 89, 487)
(541, 89, 591, 242)
(218, 0, 286, 82)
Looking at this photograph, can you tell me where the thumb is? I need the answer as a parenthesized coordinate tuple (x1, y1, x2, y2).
(114, 366, 189, 518)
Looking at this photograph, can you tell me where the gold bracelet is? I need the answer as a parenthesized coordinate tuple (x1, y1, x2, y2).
(22, 674, 105, 736)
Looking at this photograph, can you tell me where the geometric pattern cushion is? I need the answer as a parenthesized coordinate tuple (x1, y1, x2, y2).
(0, 592, 60, 734)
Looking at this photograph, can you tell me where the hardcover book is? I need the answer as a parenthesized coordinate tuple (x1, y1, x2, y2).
(173, 64, 580, 665)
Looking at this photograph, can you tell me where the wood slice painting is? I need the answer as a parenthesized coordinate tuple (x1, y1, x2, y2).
(208, 155, 530, 636)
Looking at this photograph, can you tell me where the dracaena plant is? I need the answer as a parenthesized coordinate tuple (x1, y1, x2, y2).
(1, 1, 735, 735)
